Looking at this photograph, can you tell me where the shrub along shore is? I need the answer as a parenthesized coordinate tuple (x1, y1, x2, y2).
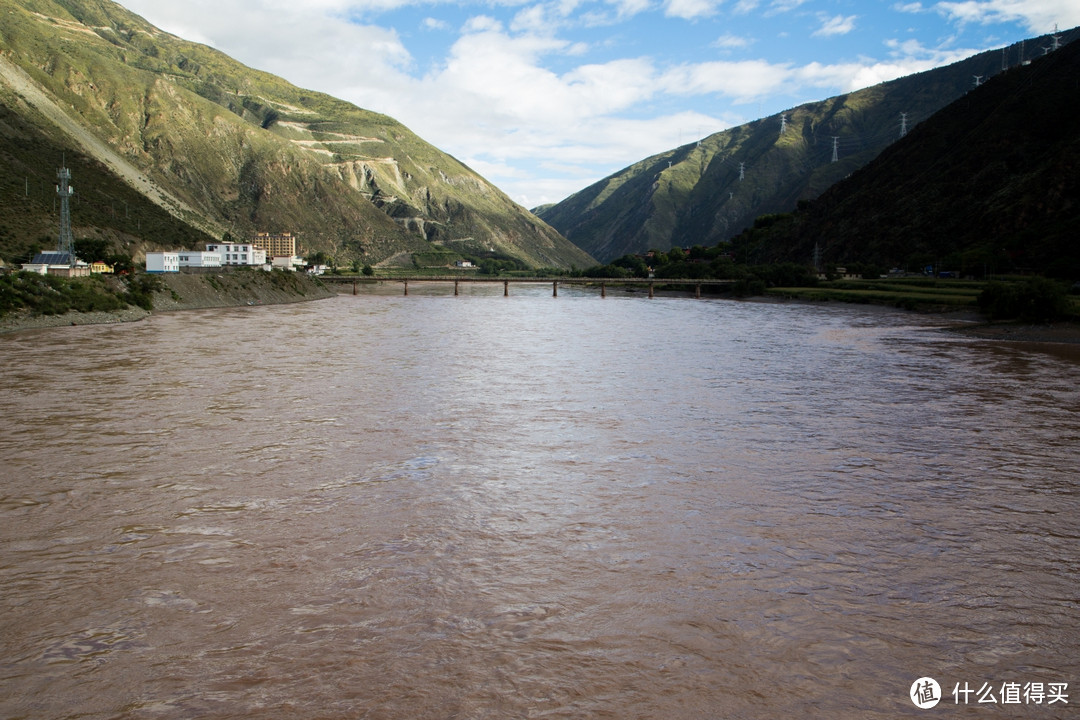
(0, 269, 335, 334)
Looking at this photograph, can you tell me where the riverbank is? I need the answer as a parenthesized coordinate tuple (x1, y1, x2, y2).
(942, 319, 1080, 344)
(0, 270, 335, 334)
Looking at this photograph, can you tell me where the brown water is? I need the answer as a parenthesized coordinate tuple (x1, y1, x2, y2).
(2, 288, 1078, 719)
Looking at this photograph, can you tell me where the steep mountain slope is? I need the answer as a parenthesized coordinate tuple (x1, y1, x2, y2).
(538, 28, 1078, 263)
(0, 91, 217, 265)
(0, 0, 594, 268)
(731, 37, 1080, 279)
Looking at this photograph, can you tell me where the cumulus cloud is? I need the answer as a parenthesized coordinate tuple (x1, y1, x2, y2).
(114, 0, 1058, 205)
(660, 60, 791, 100)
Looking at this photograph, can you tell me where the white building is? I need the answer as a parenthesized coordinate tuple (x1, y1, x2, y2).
(177, 251, 222, 268)
(205, 242, 267, 266)
(271, 255, 304, 271)
(145, 252, 180, 273)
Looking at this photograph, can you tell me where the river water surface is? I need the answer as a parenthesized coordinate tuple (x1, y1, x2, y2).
(1, 287, 1078, 719)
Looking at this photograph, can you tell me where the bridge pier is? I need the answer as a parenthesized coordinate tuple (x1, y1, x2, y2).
(695, 283, 701, 299)
(352, 279, 357, 296)
(553, 281, 558, 297)
(503, 280, 509, 297)
(403, 280, 408, 296)
(601, 282, 606, 298)
(454, 280, 459, 296)
(648, 282, 654, 299)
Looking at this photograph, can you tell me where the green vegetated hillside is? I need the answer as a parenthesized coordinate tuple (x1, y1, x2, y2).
(0, 97, 216, 265)
(0, 0, 594, 269)
(731, 35, 1080, 279)
(538, 27, 1079, 263)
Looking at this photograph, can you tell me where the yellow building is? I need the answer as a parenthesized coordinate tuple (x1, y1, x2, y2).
(252, 232, 297, 259)
(90, 260, 114, 274)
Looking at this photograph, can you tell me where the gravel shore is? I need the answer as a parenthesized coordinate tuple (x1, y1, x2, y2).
(941, 320, 1080, 344)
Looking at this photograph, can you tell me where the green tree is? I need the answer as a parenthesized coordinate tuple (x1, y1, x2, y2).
(73, 238, 111, 263)
(107, 253, 134, 275)
(979, 278, 1068, 322)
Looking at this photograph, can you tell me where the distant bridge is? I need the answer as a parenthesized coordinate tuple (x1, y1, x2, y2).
(323, 276, 737, 298)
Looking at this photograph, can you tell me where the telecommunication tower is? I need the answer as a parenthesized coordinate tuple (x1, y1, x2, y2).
(56, 161, 75, 256)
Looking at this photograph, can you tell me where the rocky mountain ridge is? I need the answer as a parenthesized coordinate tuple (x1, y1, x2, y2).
(538, 27, 1080, 264)
(0, 0, 594, 269)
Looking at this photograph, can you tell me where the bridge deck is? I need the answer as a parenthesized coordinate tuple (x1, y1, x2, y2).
(325, 276, 736, 285)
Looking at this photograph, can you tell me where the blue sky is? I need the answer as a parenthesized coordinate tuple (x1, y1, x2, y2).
(115, 0, 1078, 207)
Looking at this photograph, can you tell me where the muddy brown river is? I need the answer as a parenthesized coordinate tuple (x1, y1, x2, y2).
(2, 287, 1078, 718)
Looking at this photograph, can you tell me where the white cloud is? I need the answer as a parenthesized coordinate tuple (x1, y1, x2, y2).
(713, 33, 753, 49)
(113, 0, 1056, 206)
(813, 14, 857, 37)
(660, 60, 792, 100)
(767, 0, 810, 14)
(462, 15, 505, 33)
(932, 0, 1080, 32)
(664, 0, 720, 19)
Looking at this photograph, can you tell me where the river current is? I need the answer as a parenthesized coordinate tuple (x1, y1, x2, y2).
(1, 286, 1078, 719)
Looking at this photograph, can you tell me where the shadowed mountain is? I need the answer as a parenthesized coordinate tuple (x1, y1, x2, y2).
(729, 34, 1080, 278)
(537, 27, 1079, 264)
(0, 0, 594, 269)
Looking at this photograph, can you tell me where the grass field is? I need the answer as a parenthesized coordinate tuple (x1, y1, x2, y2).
(766, 278, 984, 311)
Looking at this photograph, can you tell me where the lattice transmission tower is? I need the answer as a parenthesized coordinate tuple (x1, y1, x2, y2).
(56, 161, 75, 256)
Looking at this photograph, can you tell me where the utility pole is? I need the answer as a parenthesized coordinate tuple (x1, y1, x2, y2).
(973, 75, 983, 88)
(779, 112, 787, 135)
(831, 137, 839, 163)
(900, 112, 908, 138)
(1051, 25, 1062, 51)
(739, 162, 745, 181)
